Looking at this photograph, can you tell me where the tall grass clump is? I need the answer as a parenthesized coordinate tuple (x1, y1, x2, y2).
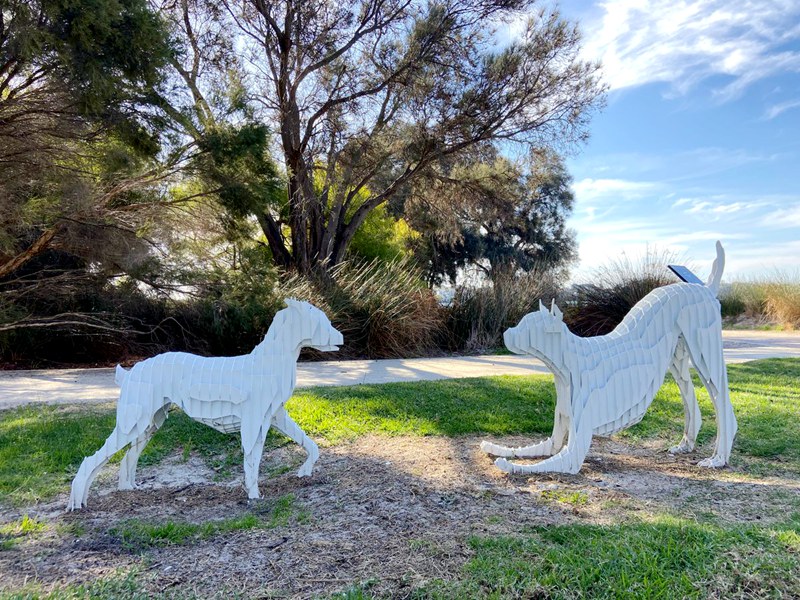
(280, 258, 443, 358)
(445, 268, 561, 352)
(566, 248, 682, 336)
(764, 276, 800, 328)
(722, 272, 800, 329)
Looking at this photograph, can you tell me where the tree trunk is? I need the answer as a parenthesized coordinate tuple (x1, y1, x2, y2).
(255, 213, 292, 268)
(0, 226, 60, 280)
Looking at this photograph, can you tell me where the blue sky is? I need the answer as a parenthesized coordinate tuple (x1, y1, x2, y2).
(540, 0, 800, 281)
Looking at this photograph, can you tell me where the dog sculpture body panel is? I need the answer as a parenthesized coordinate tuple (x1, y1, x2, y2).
(68, 299, 343, 510)
(482, 242, 737, 474)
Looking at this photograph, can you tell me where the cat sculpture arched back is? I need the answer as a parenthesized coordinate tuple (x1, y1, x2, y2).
(68, 299, 343, 510)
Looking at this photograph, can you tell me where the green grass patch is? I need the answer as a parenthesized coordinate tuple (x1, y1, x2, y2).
(0, 568, 240, 599)
(288, 375, 557, 442)
(414, 516, 800, 599)
(109, 493, 303, 551)
(540, 489, 589, 507)
(0, 514, 46, 551)
(620, 359, 800, 468)
(0, 404, 250, 505)
(2, 359, 799, 505)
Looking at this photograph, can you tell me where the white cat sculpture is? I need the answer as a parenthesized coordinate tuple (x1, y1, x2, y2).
(482, 242, 737, 475)
(68, 299, 343, 510)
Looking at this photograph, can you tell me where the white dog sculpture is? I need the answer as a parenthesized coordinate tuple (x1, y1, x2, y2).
(482, 242, 737, 475)
(68, 299, 343, 510)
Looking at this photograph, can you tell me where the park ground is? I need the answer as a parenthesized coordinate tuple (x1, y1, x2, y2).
(0, 359, 799, 598)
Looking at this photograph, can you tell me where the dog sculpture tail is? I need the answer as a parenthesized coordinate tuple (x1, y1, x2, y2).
(115, 364, 129, 387)
(706, 241, 725, 296)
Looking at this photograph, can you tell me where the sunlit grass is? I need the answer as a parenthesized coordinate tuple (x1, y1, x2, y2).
(413, 515, 800, 599)
(1, 359, 798, 506)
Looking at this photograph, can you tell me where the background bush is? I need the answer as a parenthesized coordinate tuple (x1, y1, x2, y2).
(720, 273, 800, 329)
(564, 249, 682, 336)
(280, 259, 444, 359)
(445, 269, 561, 352)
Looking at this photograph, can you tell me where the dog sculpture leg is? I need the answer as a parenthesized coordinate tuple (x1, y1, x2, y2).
(494, 420, 592, 475)
(242, 424, 269, 500)
(68, 428, 135, 510)
(668, 339, 702, 454)
(118, 406, 168, 490)
(272, 408, 319, 477)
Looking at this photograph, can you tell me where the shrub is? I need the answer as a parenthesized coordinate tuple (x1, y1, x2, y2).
(764, 277, 800, 328)
(280, 258, 444, 358)
(565, 249, 682, 337)
(719, 273, 800, 329)
(445, 268, 562, 352)
(718, 284, 747, 318)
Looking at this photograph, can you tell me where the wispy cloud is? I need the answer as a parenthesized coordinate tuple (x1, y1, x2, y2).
(675, 198, 766, 217)
(763, 98, 800, 119)
(760, 203, 800, 228)
(580, 0, 800, 98)
(571, 178, 659, 202)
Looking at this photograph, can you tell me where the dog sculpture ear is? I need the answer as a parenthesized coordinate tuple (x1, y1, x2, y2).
(285, 298, 302, 310)
(539, 299, 547, 312)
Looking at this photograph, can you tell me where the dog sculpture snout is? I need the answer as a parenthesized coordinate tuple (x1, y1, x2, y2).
(314, 325, 343, 352)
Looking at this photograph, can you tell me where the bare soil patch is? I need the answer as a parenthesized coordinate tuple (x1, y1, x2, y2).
(2, 435, 798, 598)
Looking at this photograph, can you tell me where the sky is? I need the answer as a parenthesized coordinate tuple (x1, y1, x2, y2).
(543, 0, 800, 282)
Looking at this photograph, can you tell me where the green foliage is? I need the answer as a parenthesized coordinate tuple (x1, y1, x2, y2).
(349, 205, 417, 262)
(109, 494, 301, 550)
(197, 124, 284, 220)
(409, 151, 577, 286)
(2, 0, 171, 130)
(417, 517, 800, 599)
(0, 514, 46, 550)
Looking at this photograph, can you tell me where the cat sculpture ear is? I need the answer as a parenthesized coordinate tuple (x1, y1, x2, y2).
(545, 300, 564, 333)
(550, 300, 563, 321)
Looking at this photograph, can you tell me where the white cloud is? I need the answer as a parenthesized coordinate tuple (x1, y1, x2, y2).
(675, 198, 765, 217)
(571, 178, 659, 202)
(763, 98, 800, 119)
(580, 0, 800, 97)
(760, 203, 800, 228)
(726, 240, 800, 276)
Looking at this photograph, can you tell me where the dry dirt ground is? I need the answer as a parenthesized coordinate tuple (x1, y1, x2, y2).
(1, 435, 798, 598)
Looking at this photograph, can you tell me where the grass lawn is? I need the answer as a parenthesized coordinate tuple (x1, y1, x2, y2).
(1, 358, 799, 598)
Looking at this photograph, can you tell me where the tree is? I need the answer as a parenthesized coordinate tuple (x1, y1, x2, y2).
(408, 149, 577, 285)
(180, 0, 603, 274)
(0, 0, 172, 279)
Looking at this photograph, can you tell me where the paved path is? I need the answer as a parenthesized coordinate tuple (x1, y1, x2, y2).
(1, 330, 798, 411)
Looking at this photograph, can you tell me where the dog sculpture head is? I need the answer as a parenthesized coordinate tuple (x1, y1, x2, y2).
(504, 300, 566, 363)
(285, 298, 344, 352)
